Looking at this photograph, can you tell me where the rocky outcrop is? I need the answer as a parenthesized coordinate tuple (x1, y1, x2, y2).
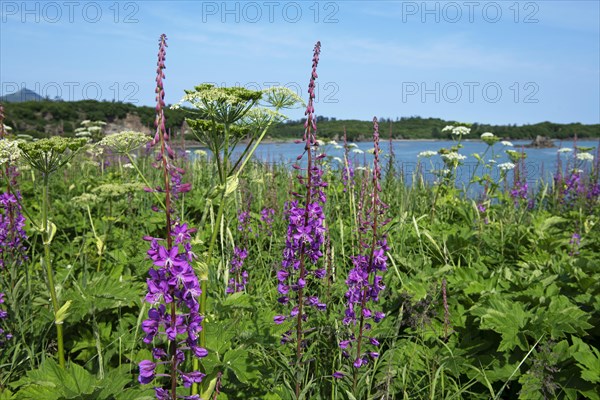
(526, 135, 555, 148)
(105, 113, 148, 134)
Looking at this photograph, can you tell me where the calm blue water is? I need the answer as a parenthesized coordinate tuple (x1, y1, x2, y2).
(190, 139, 598, 190)
(230, 139, 599, 184)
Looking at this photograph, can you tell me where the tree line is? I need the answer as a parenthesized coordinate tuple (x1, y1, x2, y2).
(2, 100, 599, 141)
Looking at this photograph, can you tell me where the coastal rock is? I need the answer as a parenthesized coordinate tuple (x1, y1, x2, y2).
(526, 135, 555, 148)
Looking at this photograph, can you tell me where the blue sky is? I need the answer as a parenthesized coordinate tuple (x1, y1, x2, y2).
(1, 1, 599, 125)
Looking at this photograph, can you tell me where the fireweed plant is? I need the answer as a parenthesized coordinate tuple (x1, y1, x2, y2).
(0, 108, 27, 270)
(505, 149, 531, 208)
(226, 207, 251, 294)
(273, 40, 329, 399)
(136, 34, 207, 400)
(0, 144, 28, 270)
(335, 117, 390, 391)
(0, 292, 10, 349)
(554, 146, 598, 208)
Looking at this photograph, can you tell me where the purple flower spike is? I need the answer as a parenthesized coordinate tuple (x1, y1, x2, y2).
(275, 41, 327, 399)
(227, 207, 252, 294)
(339, 117, 390, 369)
(138, 34, 206, 398)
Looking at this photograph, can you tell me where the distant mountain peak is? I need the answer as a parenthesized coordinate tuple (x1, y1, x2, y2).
(0, 88, 45, 103)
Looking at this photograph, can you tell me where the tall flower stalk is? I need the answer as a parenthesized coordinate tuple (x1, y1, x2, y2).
(180, 82, 302, 396)
(226, 208, 251, 294)
(0, 292, 11, 350)
(338, 117, 389, 392)
(138, 34, 206, 400)
(16, 136, 86, 368)
(274, 41, 327, 399)
(1, 110, 28, 270)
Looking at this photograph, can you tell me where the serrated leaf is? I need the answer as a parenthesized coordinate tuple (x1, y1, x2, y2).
(571, 337, 600, 384)
(471, 296, 531, 352)
(205, 321, 234, 355)
(222, 291, 251, 308)
(63, 362, 95, 395)
(543, 296, 593, 338)
(223, 348, 258, 384)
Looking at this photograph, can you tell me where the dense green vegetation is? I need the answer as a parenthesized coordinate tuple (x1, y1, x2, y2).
(2, 37, 599, 400)
(276, 116, 600, 141)
(1, 131, 599, 399)
(2, 100, 190, 138)
(3, 100, 599, 141)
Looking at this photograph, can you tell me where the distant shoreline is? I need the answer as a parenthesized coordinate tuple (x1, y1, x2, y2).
(180, 137, 599, 149)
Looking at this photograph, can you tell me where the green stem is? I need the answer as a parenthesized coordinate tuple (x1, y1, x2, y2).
(42, 174, 65, 368)
(192, 123, 231, 396)
(125, 153, 166, 210)
(231, 114, 277, 178)
(85, 205, 104, 273)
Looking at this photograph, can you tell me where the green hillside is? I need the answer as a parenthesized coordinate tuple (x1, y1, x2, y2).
(2, 99, 599, 141)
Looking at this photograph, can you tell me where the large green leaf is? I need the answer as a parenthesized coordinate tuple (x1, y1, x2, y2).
(223, 348, 259, 384)
(571, 337, 600, 384)
(471, 296, 531, 352)
(541, 296, 593, 338)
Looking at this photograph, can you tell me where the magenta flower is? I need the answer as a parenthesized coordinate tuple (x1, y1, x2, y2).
(138, 34, 206, 398)
(339, 117, 390, 369)
(227, 208, 252, 294)
(275, 41, 327, 399)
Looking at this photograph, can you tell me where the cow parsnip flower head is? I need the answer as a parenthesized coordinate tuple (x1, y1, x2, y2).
(480, 132, 498, 146)
(442, 124, 471, 136)
(506, 149, 527, 163)
(240, 107, 288, 131)
(262, 86, 305, 109)
(576, 152, 594, 162)
(71, 193, 100, 208)
(179, 83, 263, 124)
(418, 150, 437, 158)
(558, 147, 573, 153)
(92, 182, 146, 198)
(501, 141, 514, 147)
(498, 162, 516, 171)
(0, 139, 22, 166)
(18, 136, 87, 175)
(99, 131, 150, 154)
(452, 126, 471, 136)
(441, 152, 467, 162)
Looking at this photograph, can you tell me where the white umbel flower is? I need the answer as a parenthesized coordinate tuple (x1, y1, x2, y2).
(576, 153, 594, 162)
(418, 150, 437, 158)
(498, 162, 516, 171)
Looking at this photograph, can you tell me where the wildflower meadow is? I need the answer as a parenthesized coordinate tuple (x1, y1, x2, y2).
(1, 36, 599, 400)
